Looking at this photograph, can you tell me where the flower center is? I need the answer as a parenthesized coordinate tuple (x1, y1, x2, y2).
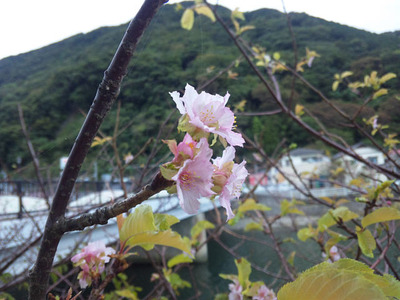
(199, 105, 217, 125)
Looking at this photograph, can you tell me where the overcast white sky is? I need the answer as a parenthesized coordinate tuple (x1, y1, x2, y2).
(1, 0, 399, 60)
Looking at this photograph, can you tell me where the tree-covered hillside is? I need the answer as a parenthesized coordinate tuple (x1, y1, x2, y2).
(0, 3, 399, 177)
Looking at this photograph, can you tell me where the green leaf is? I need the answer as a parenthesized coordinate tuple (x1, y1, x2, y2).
(287, 251, 296, 266)
(281, 199, 304, 216)
(277, 260, 387, 300)
(167, 253, 193, 268)
(361, 207, 400, 228)
(119, 204, 157, 244)
(356, 226, 376, 258)
(181, 8, 195, 30)
(238, 198, 271, 213)
(154, 213, 180, 231)
(373, 88, 388, 99)
(119, 205, 191, 255)
(332, 80, 339, 91)
(125, 229, 192, 255)
(194, 5, 215, 22)
(318, 207, 359, 231)
(160, 163, 178, 180)
(244, 222, 263, 232)
(297, 226, 318, 241)
(115, 289, 139, 300)
(235, 258, 251, 290)
(190, 220, 215, 240)
(379, 72, 396, 84)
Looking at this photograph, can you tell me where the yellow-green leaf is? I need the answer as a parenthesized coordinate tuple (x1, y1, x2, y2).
(273, 52, 280, 60)
(244, 222, 263, 232)
(194, 5, 215, 22)
(238, 25, 255, 35)
(356, 226, 376, 258)
(231, 8, 245, 21)
(277, 260, 387, 300)
(91, 136, 112, 147)
(287, 251, 296, 266)
(361, 207, 400, 228)
(190, 220, 215, 240)
(297, 226, 318, 241)
(119, 205, 157, 243)
(167, 253, 193, 268)
(318, 207, 359, 231)
(379, 72, 396, 84)
(281, 199, 304, 217)
(154, 213, 179, 231)
(332, 80, 339, 91)
(125, 229, 192, 255)
(341, 71, 353, 78)
(181, 8, 194, 30)
(295, 104, 304, 117)
(116, 289, 139, 300)
(373, 88, 388, 99)
(236, 258, 251, 289)
(238, 198, 271, 213)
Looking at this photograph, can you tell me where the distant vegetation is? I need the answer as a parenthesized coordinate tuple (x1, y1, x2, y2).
(1, 3, 399, 178)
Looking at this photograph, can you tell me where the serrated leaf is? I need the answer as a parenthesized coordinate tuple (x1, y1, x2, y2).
(373, 88, 388, 99)
(361, 207, 400, 228)
(244, 222, 263, 232)
(356, 226, 376, 258)
(190, 220, 215, 240)
(277, 260, 387, 300)
(167, 253, 193, 268)
(194, 5, 215, 22)
(238, 198, 271, 213)
(181, 8, 194, 30)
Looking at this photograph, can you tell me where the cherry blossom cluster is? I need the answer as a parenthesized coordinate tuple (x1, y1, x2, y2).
(71, 241, 115, 289)
(161, 84, 248, 220)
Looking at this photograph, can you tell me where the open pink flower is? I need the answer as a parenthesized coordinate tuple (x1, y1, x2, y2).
(172, 138, 215, 214)
(71, 241, 115, 289)
(253, 284, 277, 300)
(213, 146, 248, 220)
(170, 84, 244, 147)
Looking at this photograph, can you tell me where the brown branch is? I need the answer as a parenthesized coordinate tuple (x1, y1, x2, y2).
(28, 1, 167, 299)
(17, 103, 50, 209)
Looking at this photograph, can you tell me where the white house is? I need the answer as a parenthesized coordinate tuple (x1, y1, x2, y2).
(269, 148, 331, 188)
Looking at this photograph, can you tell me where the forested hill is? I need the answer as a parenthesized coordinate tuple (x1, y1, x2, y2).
(1, 3, 399, 176)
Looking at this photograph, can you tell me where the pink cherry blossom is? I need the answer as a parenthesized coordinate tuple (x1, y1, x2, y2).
(165, 133, 198, 164)
(170, 84, 244, 147)
(228, 279, 243, 300)
(213, 146, 248, 220)
(71, 241, 115, 289)
(322, 245, 341, 263)
(172, 138, 215, 214)
(253, 284, 277, 300)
